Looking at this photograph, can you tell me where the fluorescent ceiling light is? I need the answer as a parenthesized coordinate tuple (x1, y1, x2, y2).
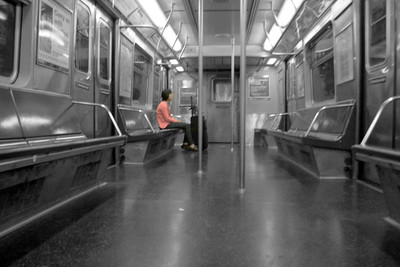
(136, 0, 182, 51)
(176, 66, 184, 72)
(263, 39, 272, 51)
(277, 0, 296, 26)
(277, 0, 305, 26)
(263, 24, 281, 51)
(169, 59, 179, 65)
(292, 0, 305, 8)
(263, 0, 304, 52)
(164, 26, 182, 51)
(136, 0, 165, 28)
(269, 24, 282, 46)
(267, 58, 277, 65)
(295, 40, 303, 50)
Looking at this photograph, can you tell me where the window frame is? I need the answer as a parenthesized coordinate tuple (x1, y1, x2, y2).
(211, 77, 232, 103)
(132, 45, 151, 106)
(0, 1, 21, 83)
(295, 52, 305, 99)
(365, 0, 390, 71)
(308, 24, 335, 105)
(74, 0, 92, 77)
(97, 18, 112, 86)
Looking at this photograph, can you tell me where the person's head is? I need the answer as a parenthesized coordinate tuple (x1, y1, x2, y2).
(161, 89, 173, 102)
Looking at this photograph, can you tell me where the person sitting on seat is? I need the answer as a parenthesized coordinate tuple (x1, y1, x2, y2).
(156, 89, 198, 151)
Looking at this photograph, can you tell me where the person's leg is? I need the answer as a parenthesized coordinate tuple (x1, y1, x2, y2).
(166, 122, 197, 150)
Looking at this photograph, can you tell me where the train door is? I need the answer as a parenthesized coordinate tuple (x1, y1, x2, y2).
(361, 0, 395, 184)
(72, 0, 95, 137)
(72, 0, 113, 138)
(94, 8, 113, 137)
(206, 76, 239, 143)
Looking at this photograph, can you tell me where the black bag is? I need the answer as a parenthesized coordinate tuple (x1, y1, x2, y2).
(190, 116, 208, 150)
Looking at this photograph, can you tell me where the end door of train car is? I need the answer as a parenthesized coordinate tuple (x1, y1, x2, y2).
(72, 0, 113, 139)
(206, 75, 239, 143)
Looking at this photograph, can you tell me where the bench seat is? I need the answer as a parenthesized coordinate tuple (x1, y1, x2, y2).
(118, 105, 183, 164)
(254, 113, 291, 147)
(268, 100, 356, 179)
(352, 96, 400, 227)
(0, 87, 126, 238)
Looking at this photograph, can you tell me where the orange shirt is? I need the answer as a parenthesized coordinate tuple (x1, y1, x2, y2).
(156, 101, 178, 129)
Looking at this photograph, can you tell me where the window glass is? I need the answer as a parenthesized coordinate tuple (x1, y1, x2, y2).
(295, 53, 304, 98)
(310, 26, 335, 103)
(368, 0, 387, 66)
(75, 2, 90, 73)
(212, 79, 232, 102)
(0, 1, 16, 78)
(99, 20, 110, 81)
(311, 57, 335, 103)
(152, 67, 161, 109)
(133, 46, 151, 105)
(286, 61, 295, 100)
(310, 29, 333, 66)
(119, 37, 134, 105)
(311, 106, 351, 134)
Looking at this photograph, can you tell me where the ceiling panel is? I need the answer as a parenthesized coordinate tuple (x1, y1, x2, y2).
(132, 0, 290, 66)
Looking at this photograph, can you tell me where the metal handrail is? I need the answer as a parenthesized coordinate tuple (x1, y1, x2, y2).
(117, 104, 156, 133)
(156, 3, 175, 56)
(264, 113, 290, 130)
(172, 22, 182, 51)
(73, 101, 123, 136)
(305, 102, 355, 137)
(361, 96, 400, 146)
(119, 25, 179, 60)
(178, 36, 189, 60)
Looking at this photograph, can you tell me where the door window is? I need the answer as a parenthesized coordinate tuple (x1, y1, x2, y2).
(75, 1, 91, 74)
(367, 0, 387, 67)
(212, 78, 232, 103)
(98, 19, 111, 82)
(309, 25, 335, 103)
(0, 1, 18, 80)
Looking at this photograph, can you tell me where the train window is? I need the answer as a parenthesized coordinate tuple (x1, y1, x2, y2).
(119, 36, 134, 105)
(368, 0, 387, 67)
(152, 67, 161, 109)
(295, 53, 304, 98)
(133, 45, 150, 105)
(286, 59, 295, 100)
(98, 19, 111, 82)
(0, 1, 19, 81)
(212, 78, 232, 103)
(309, 26, 335, 103)
(75, 2, 91, 74)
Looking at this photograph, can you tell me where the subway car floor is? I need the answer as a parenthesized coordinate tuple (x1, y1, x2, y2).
(2, 144, 400, 267)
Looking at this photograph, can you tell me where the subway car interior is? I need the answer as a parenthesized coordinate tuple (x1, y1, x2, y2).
(1, 0, 400, 266)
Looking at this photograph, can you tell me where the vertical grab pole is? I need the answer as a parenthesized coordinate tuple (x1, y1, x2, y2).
(231, 38, 235, 151)
(198, 0, 204, 174)
(239, 0, 247, 191)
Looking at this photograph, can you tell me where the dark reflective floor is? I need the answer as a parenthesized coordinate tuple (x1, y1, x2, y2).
(2, 144, 400, 266)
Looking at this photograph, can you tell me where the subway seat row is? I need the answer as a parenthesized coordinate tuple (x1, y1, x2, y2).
(262, 100, 356, 179)
(352, 96, 400, 227)
(0, 86, 126, 238)
(117, 105, 183, 164)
